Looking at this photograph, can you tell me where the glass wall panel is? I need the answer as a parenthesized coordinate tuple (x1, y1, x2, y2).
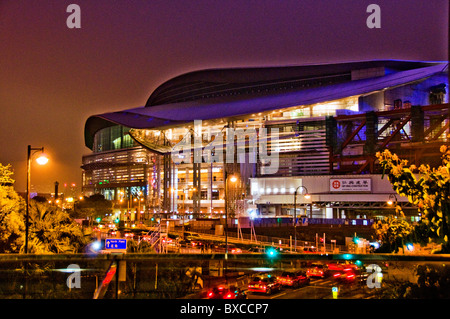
(93, 125, 137, 153)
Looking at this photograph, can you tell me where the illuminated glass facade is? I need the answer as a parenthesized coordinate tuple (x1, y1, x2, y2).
(83, 60, 448, 222)
(93, 126, 137, 153)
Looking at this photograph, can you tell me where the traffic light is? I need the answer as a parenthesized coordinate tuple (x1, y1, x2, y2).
(95, 217, 101, 223)
(266, 247, 278, 258)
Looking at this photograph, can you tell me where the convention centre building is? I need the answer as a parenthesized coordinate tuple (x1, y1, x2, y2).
(82, 59, 448, 225)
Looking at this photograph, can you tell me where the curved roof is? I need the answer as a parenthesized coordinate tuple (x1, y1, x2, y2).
(85, 60, 448, 149)
(146, 60, 443, 106)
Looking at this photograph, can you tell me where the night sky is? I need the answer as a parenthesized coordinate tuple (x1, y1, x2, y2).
(0, 0, 448, 194)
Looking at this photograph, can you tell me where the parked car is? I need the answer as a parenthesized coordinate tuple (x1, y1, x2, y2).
(278, 271, 310, 288)
(206, 285, 247, 299)
(248, 275, 282, 295)
(306, 263, 330, 278)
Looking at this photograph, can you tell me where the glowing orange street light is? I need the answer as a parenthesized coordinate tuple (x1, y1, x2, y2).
(25, 145, 49, 254)
(36, 154, 49, 165)
(387, 194, 397, 206)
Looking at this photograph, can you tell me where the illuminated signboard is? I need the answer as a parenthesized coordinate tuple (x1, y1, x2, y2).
(329, 178, 371, 192)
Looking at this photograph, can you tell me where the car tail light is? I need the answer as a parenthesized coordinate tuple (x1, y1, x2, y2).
(334, 273, 341, 278)
(207, 291, 214, 298)
(225, 293, 233, 299)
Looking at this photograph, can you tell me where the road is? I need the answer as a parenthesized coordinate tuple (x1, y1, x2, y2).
(246, 276, 373, 299)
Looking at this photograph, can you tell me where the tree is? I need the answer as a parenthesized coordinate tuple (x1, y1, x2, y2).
(0, 163, 14, 185)
(72, 194, 113, 222)
(376, 146, 450, 252)
(25, 201, 90, 253)
(0, 163, 90, 253)
(373, 216, 414, 253)
(377, 264, 450, 299)
(0, 183, 25, 253)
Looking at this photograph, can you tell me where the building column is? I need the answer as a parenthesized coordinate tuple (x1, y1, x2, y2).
(192, 162, 201, 217)
(325, 205, 333, 219)
(172, 165, 178, 213)
(411, 105, 424, 142)
(163, 153, 172, 213)
(207, 163, 213, 215)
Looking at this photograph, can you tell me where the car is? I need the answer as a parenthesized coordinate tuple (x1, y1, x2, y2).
(124, 231, 135, 239)
(278, 271, 310, 288)
(306, 263, 330, 278)
(302, 246, 318, 253)
(248, 275, 282, 295)
(333, 269, 368, 284)
(107, 229, 117, 237)
(206, 285, 247, 299)
(161, 236, 174, 246)
(181, 232, 205, 247)
(332, 270, 357, 282)
(327, 261, 359, 272)
(213, 243, 242, 253)
(247, 246, 265, 253)
(183, 232, 202, 241)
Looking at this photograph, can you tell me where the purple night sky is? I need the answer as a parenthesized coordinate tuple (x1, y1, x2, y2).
(0, 0, 448, 194)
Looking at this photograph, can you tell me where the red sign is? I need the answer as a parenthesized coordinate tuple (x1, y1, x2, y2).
(332, 180, 341, 189)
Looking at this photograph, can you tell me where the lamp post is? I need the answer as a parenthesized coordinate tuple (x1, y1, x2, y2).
(25, 145, 48, 254)
(224, 171, 237, 258)
(293, 185, 310, 252)
(387, 194, 397, 206)
(387, 194, 399, 217)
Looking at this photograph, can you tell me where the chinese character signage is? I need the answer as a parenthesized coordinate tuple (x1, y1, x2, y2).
(329, 178, 371, 192)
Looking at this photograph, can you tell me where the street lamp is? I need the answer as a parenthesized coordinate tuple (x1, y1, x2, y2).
(25, 145, 48, 254)
(387, 194, 397, 206)
(293, 185, 310, 252)
(224, 171, 237, 258)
